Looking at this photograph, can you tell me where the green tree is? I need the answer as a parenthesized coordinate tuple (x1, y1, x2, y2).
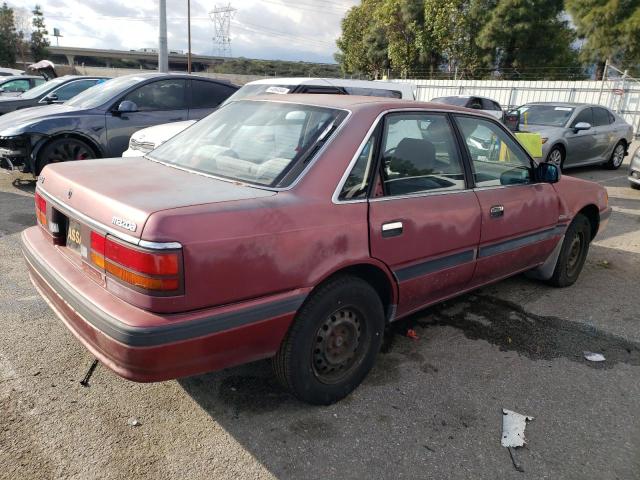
(0, 2, 18, 65)
(566, 0, 640, 78)
(477, 0, 581, 79)
(30, 4, 49, 61)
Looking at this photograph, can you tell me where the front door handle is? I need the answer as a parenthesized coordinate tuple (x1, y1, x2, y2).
(382, 221, 403, 238)
(490, 205, 504, 218)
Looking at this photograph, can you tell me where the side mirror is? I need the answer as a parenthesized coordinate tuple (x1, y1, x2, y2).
(116, 100, 138, 114)
(504, 110, 520, 132)
(43, 93, 58, 103)
(537, 162, 560, 183)
(573, 122, 591, 132)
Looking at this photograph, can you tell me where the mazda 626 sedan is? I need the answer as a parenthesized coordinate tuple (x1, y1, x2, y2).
(23, 95, 611, 405)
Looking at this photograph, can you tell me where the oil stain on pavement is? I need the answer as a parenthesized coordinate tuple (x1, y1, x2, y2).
(387, 294, 640, 369)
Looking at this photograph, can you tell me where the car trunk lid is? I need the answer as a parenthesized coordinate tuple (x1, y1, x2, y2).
(38, 156, 275, 241)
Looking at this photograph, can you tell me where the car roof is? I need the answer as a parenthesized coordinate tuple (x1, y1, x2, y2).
(434, 94, 500, 102)
(522, 102, 604, 108)
(115, 72, 235, 85)
(245, 93, 473, 114)
(247, 77, 413, 88)
(0, 75, 41, 81)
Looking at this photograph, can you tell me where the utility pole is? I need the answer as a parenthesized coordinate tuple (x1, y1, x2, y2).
(187, 0, 192, 73)
(158, 0, 169, 72)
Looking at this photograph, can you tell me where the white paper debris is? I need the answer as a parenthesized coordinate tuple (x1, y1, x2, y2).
(501, 409, 534, 447)
(584, 352, 606, 362)
(127, 418, 141, 427)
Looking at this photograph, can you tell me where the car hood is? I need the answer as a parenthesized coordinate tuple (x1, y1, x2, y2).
(0, 104, 84, 133)
(132, 120, 196, 146)
(38, 157, 275, 241)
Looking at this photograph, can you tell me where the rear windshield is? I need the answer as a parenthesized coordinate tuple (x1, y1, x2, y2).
(431, 96, 469, 107)
(148, 100, 346, 188)
(221, 84, 294, 105)
(517, 105, 575, 127)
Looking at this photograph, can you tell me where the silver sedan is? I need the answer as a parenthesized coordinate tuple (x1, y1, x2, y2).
(629, 146, 640, 190)
(516, 103, 634, 170)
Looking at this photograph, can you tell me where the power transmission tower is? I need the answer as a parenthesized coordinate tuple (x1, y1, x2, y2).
(209, 4, 236, 58)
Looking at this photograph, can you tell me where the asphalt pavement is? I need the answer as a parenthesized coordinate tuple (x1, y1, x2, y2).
(0, 144, 639, 480)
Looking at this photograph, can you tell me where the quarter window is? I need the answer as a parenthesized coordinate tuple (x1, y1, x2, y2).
(124, 79, 187, 111)
(593, 107, 612, 126)
(339, 133, 378, 200)
(380, 113, 465, 196)
(456, 115, 531, 187)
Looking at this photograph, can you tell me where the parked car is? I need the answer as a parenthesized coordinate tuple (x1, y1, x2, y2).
(224, 77, 416, 103)
(430, 95, 504, 120)
(123, 78, 415, 157)
(23, 95, 610, 405)
(629, 146, 640, 190)
(123, 120, 196, 157)
(0, 75, 46, 97)
(0, 67, 26, 76)
(516, 102, 633, 170)
(0, 73, 237, 173)
(0, 75, 107, 116)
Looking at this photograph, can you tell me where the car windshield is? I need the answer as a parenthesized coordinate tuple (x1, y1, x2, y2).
(148, 100, 345, 187)
(431, 96, 469, 107)
(517, 105, 575, 127)
(20, 77, 66, 99)
(66, 76, 142, 109)
(221, 84, 295, 106)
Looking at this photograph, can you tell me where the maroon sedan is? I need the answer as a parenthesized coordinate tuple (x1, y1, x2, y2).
(23, 95, 611, 404)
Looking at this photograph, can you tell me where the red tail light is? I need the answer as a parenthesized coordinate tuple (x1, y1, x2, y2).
(35, 192, 47, 227)
(90, 231, 181, 293)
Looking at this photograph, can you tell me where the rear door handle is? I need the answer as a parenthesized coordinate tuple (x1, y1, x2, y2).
(382, 221, 403, 238)
(490, 205, 504, 218)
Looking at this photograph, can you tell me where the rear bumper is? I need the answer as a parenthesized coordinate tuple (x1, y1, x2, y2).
(22, 226, 305, 382)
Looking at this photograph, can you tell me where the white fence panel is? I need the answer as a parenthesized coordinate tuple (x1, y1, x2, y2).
(392, 78, 640, 136)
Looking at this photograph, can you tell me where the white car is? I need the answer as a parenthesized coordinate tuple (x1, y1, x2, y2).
(123, 78, 416, 157)
(430, 95, 504, 120)
(123, 120, 196, 157)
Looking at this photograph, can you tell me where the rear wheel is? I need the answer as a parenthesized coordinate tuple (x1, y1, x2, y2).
(36, 137, 96, 175)
(546, 214, 591, 288)
(605, 141, 625, 170)
(273, 275, 385, 405)
(547, 146, 565, 170)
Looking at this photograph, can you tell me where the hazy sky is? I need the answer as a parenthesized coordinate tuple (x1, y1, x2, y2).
(11, 0, 359, 63)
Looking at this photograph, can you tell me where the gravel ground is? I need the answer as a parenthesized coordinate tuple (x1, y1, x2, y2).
(1, 143, 639, 480)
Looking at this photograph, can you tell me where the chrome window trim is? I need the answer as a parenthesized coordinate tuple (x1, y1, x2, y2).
(369, 187, 472, 203)
(332, 107, 474, 205)
(146, 99, 353, 193)
(37, 186, 183, 250)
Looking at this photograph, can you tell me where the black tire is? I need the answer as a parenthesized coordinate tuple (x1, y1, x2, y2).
(605, 141, 626, 170)
(546, 214, 591, 288)
(36, 137, 96, 175)
(273, 275, 385, 405)
(631, 182, 640, 190)
(546, 146, 565, 170)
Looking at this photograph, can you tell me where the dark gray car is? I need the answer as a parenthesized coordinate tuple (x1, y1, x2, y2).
(0, 76, 108, 115)
(0, 73, 238, 174)
(516, 102, 634, 170)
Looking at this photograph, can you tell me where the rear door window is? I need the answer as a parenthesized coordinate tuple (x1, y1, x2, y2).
(1, 79, 30, 92)
(593, 107, 612, 126)
(481, 98, 500, 111)
(52, 79, 101, 101)
(343, 87, 401, 99)
(190, 80, 236, 109)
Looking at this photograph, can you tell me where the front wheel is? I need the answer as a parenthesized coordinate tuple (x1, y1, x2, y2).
(273, 275, 385, 405)
(547, 146, 565, 170)
(605, 141, 625, 170)
(36, 137, 96, 175)
(546, 214, 591, 287)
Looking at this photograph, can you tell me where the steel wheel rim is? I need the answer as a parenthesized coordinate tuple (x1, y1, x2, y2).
(613, 145, 624, 167)
(312, 307, 367, 384)
(548, 149, 562, 167)
(566, 231, 584, 277)
(47, 141, 93, 163)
